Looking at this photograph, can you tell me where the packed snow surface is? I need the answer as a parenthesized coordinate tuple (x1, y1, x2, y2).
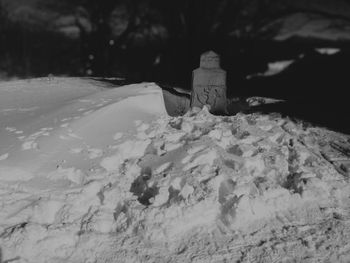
(0, 78, 165, 182)
(1, 78, 350, 262)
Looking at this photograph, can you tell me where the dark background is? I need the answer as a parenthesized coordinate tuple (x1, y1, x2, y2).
(0, 0, 350, 132)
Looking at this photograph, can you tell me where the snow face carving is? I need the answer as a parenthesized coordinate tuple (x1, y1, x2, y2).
(191, 51, 227, 114)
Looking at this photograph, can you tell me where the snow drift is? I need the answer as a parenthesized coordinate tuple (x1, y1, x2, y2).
(1, 78, 350, 263)
(0, 78, 166, 184)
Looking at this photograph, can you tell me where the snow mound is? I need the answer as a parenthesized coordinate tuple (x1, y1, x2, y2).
(1, 78, 350, 262)
(0, 78, 166, 187)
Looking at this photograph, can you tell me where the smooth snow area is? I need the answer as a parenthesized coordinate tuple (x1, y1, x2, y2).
(1, 78, 350, 263)
(0, 78, 166, 186)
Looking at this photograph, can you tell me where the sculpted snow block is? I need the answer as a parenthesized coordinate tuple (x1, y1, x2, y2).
(191, 51, 227, 114)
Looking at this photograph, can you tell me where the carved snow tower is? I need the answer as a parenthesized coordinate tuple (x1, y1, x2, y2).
(191, 51, 227, 114)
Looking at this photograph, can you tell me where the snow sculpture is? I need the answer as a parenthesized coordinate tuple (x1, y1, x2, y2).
(191, 51, 227, 114)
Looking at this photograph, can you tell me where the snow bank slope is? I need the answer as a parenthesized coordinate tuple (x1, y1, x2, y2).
(0, 78, 166, 187)
(2, 78, 350, 263)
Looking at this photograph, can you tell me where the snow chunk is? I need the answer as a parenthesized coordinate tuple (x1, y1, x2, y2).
(181, 121, 195, 133)
(208, 129, 223, 140)
(183, 150, 218, 171)
(155, 162, 172, 174)
(180, 184, 194, 199)
(100, 139, 151, 171)
(164, 132, 186, 143)
(22, 140, 38, 150)
(152, 186, 170, 206)
(113, 132, 123, 140)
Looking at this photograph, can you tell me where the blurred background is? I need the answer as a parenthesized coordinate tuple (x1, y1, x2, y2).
(0, 0, 350, 105)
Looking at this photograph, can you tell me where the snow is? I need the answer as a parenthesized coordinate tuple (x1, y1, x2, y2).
(1, 77, 350, 262)
(113, 132, 123, 140)
(315, 47, 341, 55)
(247, 60, 294, 79)
(0, 78, 166, 179)
(100, 139, 151, 172)
(0, 166, 33, 181)
(246, 97, 285, 107)
(265, 60, 295, 75)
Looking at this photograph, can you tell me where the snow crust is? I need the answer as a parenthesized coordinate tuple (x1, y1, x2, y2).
(1, 78, 350, 262)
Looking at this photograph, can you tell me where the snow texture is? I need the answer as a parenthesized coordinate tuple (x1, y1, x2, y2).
(1, 78, 350, 262)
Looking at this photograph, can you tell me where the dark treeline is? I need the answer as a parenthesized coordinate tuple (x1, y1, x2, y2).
(0, 0, 350, 97)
